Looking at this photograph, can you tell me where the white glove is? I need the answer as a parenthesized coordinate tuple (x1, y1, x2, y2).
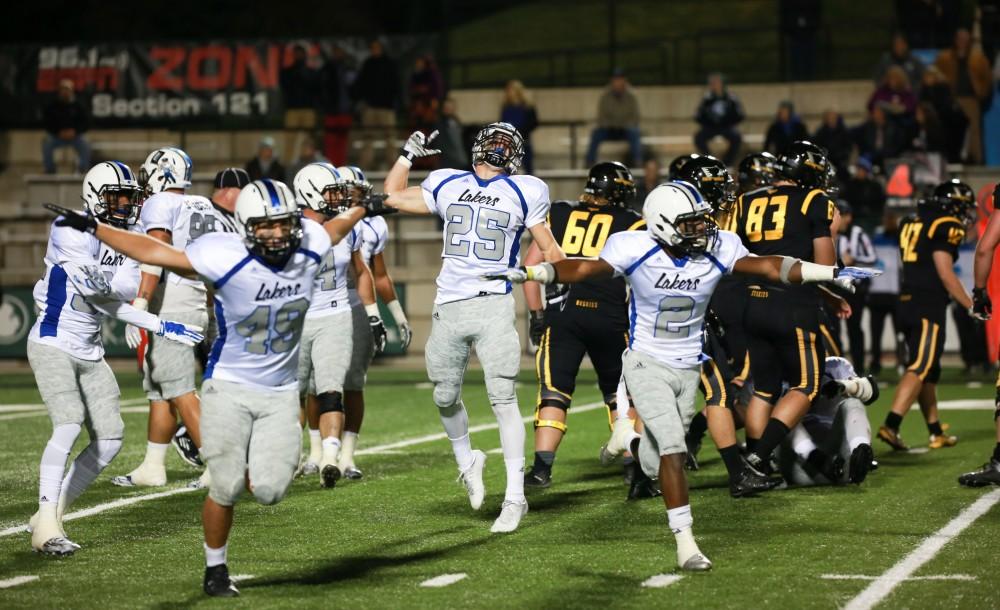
(398, 130, 441, 166)
(156, 320, 204, 347)
(387, 300, 412, 350)
(125, 297, 149, 350)
(482, 263, 555, 285)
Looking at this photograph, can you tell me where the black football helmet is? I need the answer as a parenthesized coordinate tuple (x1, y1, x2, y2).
(668, 154, 702, 181)
(583, 161, 636, 207)
(822, 163, 840, 197)
(926, 179, 976, 221)
(673, 154, 736, 212)
(737, 152, 778, 193)
(471, 122, 525, 174)
(776, 140, 830, 189)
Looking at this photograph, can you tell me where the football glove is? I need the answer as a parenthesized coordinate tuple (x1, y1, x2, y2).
(820, 374, 879, 406)
(156, 320, 204, 347)
(529, 310, 546, 346)
(482, 263, 555, 284)
(44, 203, 98, 233)
(831, 266, 881, 293)
(370, 316, 388, 354)
(398, 322, 413, 350)
(972, 287, 992, 321)
(125, 325, 146, 350)
(400, 130, 441, 164)
(363, 193, 398, 218)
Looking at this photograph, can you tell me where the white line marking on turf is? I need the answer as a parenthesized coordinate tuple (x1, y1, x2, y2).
(231, 574, 255, 582)
(844, 488, 1000, 610)
(420, 573, 467, 588)
(356, 401, 604, 456)
(938, 399, 994, 410)
(907, 448, 929, 454)
(0, 403, 149, 422)
(641, 574, 683, 588)
(0, 575, 39, 589)
(0, 487, 198, 537)
(821, 574, 976, 581)
(486, 448, 504, 454)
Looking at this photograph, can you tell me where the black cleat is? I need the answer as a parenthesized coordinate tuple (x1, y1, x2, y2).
(524, 468, 552, 488)
(821, 453, 846, 484)
(627, 476, 661, 500)
(685, 440, 701, 471)
(204, 564, 239, 597)
(958, 459, 1000, 487)
(172, 426, 204, 468)
(321, 464, 342, 489)
(848, 443, 874, 484)
(622, 459, 635, 486)
(729, 466, 779, 498)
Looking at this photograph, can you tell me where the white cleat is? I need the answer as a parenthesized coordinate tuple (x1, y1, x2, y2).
(31, 510, 78, 556)
(299, 461, 320, 477)
(679, 551, 713, 572)
(110, 465, 166, 487)
(458, 450, 487, 510)
(33, 536, 80, 556)
(600, 418, 636, 465)
(490, 500, 528, 533)
(187, 469, 212, 489)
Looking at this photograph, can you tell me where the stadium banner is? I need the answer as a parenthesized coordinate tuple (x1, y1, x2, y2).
(0, 38, 431, 129)
(0, 286, 408, 358)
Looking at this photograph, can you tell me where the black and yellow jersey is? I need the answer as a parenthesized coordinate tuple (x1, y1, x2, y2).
(898, 210, 966, 300)
(546, 200, 644, 316)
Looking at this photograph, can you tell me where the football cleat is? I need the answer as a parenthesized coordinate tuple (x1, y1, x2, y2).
(490, 500, 528, 533)
(622, 459, 635, 486)
(321, 464, 342, 489)
(848, 443, 874, 484)
(729, 465, 779, 498)
(299, 461, 320, 477)
(877, 426, 909, 451)
(343, 465, 363, 480)
(187, 469, 212, 490)
(203, 564, 240, 597)
(957, 459, 1000, 487)
(458, 450, 487, 510)
(685, 438, 702, 471)
(33, 536, 80, 556)
(627, 462, 661, 499)
(523, 468, 552, 489)
(110, 466, 167, 487)
(928, 433, 958, 449)
(172, 426, 204, 468)
(600, 418, 635, 465)
(680, 552, 713, 572)
(821, 453, 846, 483)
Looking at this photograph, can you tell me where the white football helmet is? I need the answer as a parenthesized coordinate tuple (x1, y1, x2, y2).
(336, 166, 373, 209)
(235, 179, 303, 267)
(140, 147, 193, 194)
(81, 161, 141, 227)
(822, 356, 857, 383)
(642, 181, 718, 254)
(293, 162, 343, 216)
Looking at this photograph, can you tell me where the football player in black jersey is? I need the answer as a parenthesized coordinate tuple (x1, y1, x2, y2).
(522, 162, 645, 488)
(674, 155, 775, 497)
(879, 180, 974, 451)
(737, 152, 778, 194)
(728, 141, 848, 478)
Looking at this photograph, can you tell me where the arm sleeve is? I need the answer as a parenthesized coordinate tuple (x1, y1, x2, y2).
(91, 301, 161, 332)
(598, 233, 634, 277)
(107, 257, 141, 301)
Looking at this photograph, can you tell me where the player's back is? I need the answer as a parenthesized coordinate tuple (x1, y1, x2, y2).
(420, 168, 550, 304)
(312, 226, 358, 317)
(546, 200, 644, 317)
(898, 209, 965, 303)
(185, 219, 331, 391)
(347, 216, 388, 307)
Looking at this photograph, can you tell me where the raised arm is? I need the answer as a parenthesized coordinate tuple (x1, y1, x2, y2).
(325, 207, 367, 244)
(384, 131, 440, 215)
(385, 186, 433, 215)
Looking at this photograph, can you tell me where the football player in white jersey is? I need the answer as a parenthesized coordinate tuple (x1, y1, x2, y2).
(113, 147, 235, 488)
(337, 165, 411, 479)
(383, 124, 565, 533)
(292, 163, 382, 487)
(46, 177, 390, 596)
(29, 163, 203, 556)
(491, 181, 877, 570)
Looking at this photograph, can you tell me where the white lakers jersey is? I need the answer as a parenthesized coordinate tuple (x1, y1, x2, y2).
(420, 169, 549, 304)
(348, 216, 388, 307)
(307, 225, 360, 318)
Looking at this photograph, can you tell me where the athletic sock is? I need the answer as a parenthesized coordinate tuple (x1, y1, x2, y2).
(39, 423, 81, 505)
(718, 444, 744, 481)
(339, 431, 358, 467)
(532, 451, 555, 475)
(307, 429, 322, 463)
(493, 402, 526, 503)
(439, 401, 474, 471)
(753, 418, 790, 464)
(321, 437, 341, 466)
(667, 505, 700, 562)
(927, 421, 943, 436)
(745, 437, 758, 453)
(687, 411, 708, 445)
(884, 412, 903, 432)
(992, 443, 1000, 463)
(204, 542, 227, 568)
(60, 439, 122, 512)
(140, 441, 169, 470)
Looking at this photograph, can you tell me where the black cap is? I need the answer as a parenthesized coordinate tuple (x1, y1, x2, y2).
(213, 168, 250, 189)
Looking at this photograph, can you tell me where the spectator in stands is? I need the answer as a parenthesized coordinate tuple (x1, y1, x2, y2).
(842, 157, 886, 233)
(286, 137, 328, 180)
(693, 72, 744, 166)
(919, 66, 967, 162)
(812, 109, 853, 178)
(42, 78, 90, 174)
(763, 101, 809, 156)
(854, 103, 905, 170)
(867, 66, 918, 125)
(321, 45, 354, 166)
(351, 39, 401, 170)
(408, 55, 444, 133)
(280, 44, 319, 130)
(585, 71, 642, 167)
(934, 28, 992, 164)
(434, 97, 469, 170)
(907, 101, 946, 154)
(873, 32, 925, 94)
(867, 210, 901, 376)
(500, 80, 539, 173)
(245, 136, 286, 183)
(634, 157, 662, 213)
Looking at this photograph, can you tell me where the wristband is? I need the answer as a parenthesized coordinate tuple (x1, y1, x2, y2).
(365, 303, 380, 318)
(132, 297, 149, 312)
(778, 256, 798, 285)
(525, 263, 556, 284)
(387, 300, 407, 324)
(397, 155, 413, 169)
(140, 264, 162, 278)
(798, 261, 837, 283)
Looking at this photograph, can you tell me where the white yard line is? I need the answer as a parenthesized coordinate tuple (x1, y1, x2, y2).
(419, 573, 467, 588)
(0, 401, 149, 421)
(937, 399, 994, 410)
(821, 574, 976, 582)
(844, 488, 1000, 610)
(231, 574, 255, 582)
(641, 574, 684, 588)
(0, 575, 39, 589)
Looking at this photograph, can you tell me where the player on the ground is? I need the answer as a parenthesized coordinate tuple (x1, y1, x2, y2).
(113, 147, 235, 488)
(490, 181, 876, 570)
(293, 163, 382, 487)
(961, 182, 1000, 486)
(776, 357, 878, 486)
(29, 163, 203, 555)
(878, 180, 974, 451)
(46, 177, 388, 595)
(518, 161, 644, 489)
(383, 124, 565, 533)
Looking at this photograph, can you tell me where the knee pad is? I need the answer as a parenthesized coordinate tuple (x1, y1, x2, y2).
(533, 409, 568, 432)
(317, 391, 344, 415)
(94, 439, 123, 468)
(485, 376, 516, 406)
(433, 382, 462, 410)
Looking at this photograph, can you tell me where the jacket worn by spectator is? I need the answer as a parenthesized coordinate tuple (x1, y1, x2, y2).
(280, 60, 319, 109)
(351, 55, 400, 110)
(812, 116, 853, 176)
(764, 116, 808, 156)
(43, 97, 88, 135)
(597, 86, 640, 129)
(245, 157, 286, 183)
(695, 91, 744, 129)
(934, 46, 992, 101)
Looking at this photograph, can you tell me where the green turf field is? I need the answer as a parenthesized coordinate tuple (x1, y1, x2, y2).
(1, 366, 999, 609)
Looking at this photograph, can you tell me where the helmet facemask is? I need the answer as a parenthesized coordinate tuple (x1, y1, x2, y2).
(650, 208, 718, 256)
(472, 123, 525, 174)
(244, 215, 303, 268)
(84, 183, 141, 228)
